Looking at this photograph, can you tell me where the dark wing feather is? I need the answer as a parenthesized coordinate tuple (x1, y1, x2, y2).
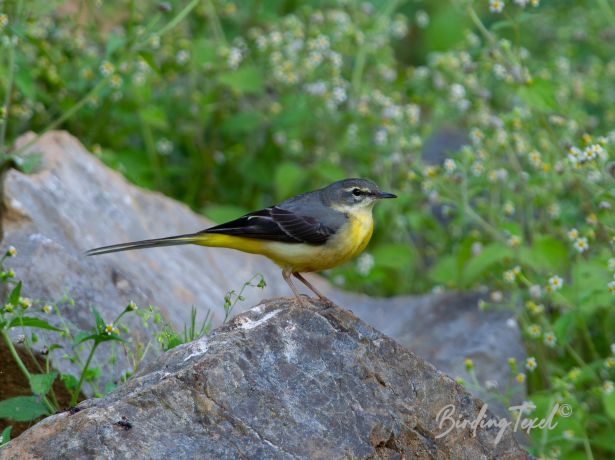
(200, 206, 335, 245)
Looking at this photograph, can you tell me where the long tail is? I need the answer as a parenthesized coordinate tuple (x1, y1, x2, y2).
(85, 233, 200, 256)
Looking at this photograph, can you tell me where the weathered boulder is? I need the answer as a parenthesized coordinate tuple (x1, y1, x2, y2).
(1, 131, 524, 398)
(0, 299, 529, 460)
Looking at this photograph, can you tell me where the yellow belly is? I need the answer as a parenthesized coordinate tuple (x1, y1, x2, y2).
(261, 211, 374, 272)
(193, 211, 374, 273)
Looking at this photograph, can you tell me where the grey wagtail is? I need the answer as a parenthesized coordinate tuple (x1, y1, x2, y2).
(86, 178, 396, 304)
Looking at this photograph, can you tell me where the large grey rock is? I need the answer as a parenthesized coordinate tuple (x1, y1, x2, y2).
(2, 131, 524, 397)
(0, 300, 529, 460)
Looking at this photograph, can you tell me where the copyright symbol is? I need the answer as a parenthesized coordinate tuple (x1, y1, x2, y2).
(559, 404, 572, 417)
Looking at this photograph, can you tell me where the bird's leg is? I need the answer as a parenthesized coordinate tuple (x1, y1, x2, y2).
(282, 267, 309, 307)
(293, 272, 334, 305)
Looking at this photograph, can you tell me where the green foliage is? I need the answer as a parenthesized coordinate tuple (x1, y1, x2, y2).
(0, 396, 50, 422)
(156, 306, 212, 352)
(223, 274, 267, 323)
(0, 0, 614, 457)
(1, 426, 11, 447)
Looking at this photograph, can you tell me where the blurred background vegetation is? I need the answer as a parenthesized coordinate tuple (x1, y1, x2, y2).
(1, 0, 615, 457)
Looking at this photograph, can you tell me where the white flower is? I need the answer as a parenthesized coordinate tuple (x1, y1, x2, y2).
(357, 253, 375, 276)
(584, 144, 606, 160)
(548, 275, 564, 291)
(471, 242, 483, 256)
(390, 17, 408, 38)
(527, 324, 541, 337)
(469, 128, 484, 145)
(489, 0, 505, 13)
(567, 228, 579, 240)
(228, 47, 243, 69)
(573, 237, 589, 253)
(450, 83, 466, 100)
(444, 159, 456, 173)
(525, 357, 537, 371)
(415, 10, 430, 28)
(156, 138, 173, 155)
(332, 87, 347, 104)
(305, 81, 327, 96)
(176, 49, 190, 65)
(503, 201, 515, 216)
(604, 381, 614, 395)
(374, 128, 388, 146)
(529, 284, 542, 298)
(567, 146, 582, 164)
(543, 332, 557, 347)
(99, 61, 114, 76)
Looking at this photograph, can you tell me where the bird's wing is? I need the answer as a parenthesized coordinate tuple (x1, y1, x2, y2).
(200, 206, 336, 245)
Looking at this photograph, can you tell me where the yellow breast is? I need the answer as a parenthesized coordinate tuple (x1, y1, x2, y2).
(260, 208, 374, 273)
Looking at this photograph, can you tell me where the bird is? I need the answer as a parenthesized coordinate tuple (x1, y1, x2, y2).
(86, 178, 396, 305)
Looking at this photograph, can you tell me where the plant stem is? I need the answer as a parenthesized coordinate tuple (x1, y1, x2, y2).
(0, 41, 16, 155)
(1, 330, 55, 413)
(205, 0, 227, 46)
(158, 0, 201, 41)
(71, 341, 98, 406)
(583, 436, 595, 460)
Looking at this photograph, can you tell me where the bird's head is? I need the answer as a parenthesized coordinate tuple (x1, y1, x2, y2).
(324, 178, 397, 212)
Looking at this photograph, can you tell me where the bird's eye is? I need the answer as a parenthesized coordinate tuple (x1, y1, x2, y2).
(352, 188, 362, 197)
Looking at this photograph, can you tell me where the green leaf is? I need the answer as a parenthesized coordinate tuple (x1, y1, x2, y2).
(15, 67, 36, 100)
(569, 261, 612, 314)
(429, 254, 458, 286)
(1, 426, 11, 445)
(97, 333, 126, 344)
(462, 244, 513, 286)
(29, 372, 57, 396)
(73, 331, 95, 346)
(491, 12, 533, 31)
(140, 106, 168, 130)
(8, 281, 22, 306)
(554, 312, 575, 346)
(592, 429, 615, 452)
(518, 78, 556, 112)
(61, 373, 79, 391)
(423, 8, 469, 52)
(84, 367, 102, 382)
(192, 38, 217, 65)
(202, 204, 248, 224)
(372, 244, 414, 270)
(105, 34, 126, 57)
(603, 389, 615, 420)
(92, 308, 105, 334)
(137, 50, 159, 73)
(220, 110, 263, 135)
(521, 235, 568, 272)
(218, 66, 264, 94)
(7, 317, 63, 332)
(0, 396, 50, 422)
(274, 162, 305, 200)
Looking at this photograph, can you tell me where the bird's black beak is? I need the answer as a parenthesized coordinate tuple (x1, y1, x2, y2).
(376, 191, 397, 199)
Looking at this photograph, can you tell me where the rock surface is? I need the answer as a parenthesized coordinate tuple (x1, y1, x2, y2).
(1, 131, 524, 397)
(0, 300, 529, 460)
